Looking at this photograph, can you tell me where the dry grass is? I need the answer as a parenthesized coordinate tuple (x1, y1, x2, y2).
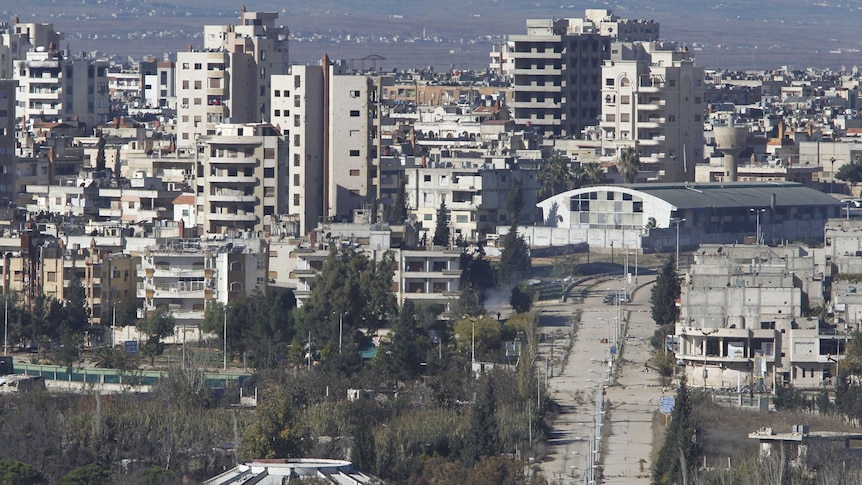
(650, 391, 859, 470)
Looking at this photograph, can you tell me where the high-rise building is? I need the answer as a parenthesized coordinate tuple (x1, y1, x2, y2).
(509, 18, 610, 139)
(176, 9, 288, 150)
(270, 58, 388, 235)
(271, 65, 324, 236)
(504, 11, 660, 140)
(0, 80, 15, 204)
(600, 42, 705, 182)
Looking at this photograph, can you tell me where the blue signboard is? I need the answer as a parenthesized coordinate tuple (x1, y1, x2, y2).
(610, 345, 617, 356)
(660, 396, 675, 415)
(124, 340, 138, 355)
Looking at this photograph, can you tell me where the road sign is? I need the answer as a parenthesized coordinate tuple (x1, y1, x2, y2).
(124, 340, 138, 355)
(660, 396, 675, 415)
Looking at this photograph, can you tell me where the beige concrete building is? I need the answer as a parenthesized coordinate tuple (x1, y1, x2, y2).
(14, 49, 110, 128)
(176, 9, 288, 150)
(137, 236, 268, 329)
(600, 41, 705, 182)
(271, 66, 324, 236)
(196, 123, 287, 235)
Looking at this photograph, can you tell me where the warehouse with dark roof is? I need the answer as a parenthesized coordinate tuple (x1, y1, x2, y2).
(534, 182, 842, 250)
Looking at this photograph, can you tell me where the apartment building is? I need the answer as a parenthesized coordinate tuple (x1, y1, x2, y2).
(271, 65, 324, 236)
(140, 59, 176, 109)
(508, 18, 610, 139)
(196, 123, 287, 235)
(404, 154, 540, 242)
(13, 49, 110, 128)
(137, 236, 267, 328)
(0, 80, 15, 205)
(290, 224, 460, 311)
(675, 244, 840, 390)
(0, 20, 60, 79)
(176, 9, 288, 150)
(600, 42, 705, 182)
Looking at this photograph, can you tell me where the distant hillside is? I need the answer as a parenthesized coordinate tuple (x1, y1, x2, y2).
(6, 0, 862, 70)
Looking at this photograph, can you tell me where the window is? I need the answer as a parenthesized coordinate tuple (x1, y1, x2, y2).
(294, 115, 300, 127)
(293, 194, 300, 206)
(194, 98, 202, 105)
(349, 110, 361, 117)
(182, 62, 189, 69)
(349, 169, 360, 176)
(182, 80, 189, 89)
(620, 113, 630, 122)
(274, 109, 280, 116)
(423, 175, 431, 182)
(349, 150, 360, 156)
(294, 95, 300, 107)
(294, 154, 300, 166)
(695, 97, 702, 104)
(229, 281, 243, 291)
(194, 63, 202, 70)
(294, 134, 300, 146)
(47, 271, 56, 282)
(274, 90, 281, 97)
(294, 76, 301, 88)
(669, 79, 676, 86)
(350, 90, 361, 97)
(194, 80, 202, 89)
(605, 78, 615, 86)
(668, 115, 675, 122)
(694, 114, 702, 122)
(294, 174, 300, 186)
(620, 95, 630, 104)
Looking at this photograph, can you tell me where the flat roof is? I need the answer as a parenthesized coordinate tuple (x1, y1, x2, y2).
(623, 182, 842, 210)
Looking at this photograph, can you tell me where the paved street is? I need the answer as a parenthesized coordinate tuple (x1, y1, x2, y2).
(537, 274, 665, 485)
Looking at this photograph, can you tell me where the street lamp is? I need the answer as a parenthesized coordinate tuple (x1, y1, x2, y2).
(3, 293, 8, 357)
(750, 208, 765, 245)
(672, 217, 685, 271)
(831, 157, 836, 194)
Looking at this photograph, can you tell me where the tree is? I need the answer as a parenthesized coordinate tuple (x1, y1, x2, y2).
(652, 375, 701, 485)
(510, 284, 534, 314)
(240, 387, 307, 460)
(617, 146, 640, 184)
(464, 375, 501, 464)
(0, 459, 46, 485)
(55, 464, 111, 485)
(498, 225, 531, 285)
(62, 277, 89, 338)
(454, 315, 501, 362)
(132, 467, 183, 485)
(137, 307, 175, 366)
(294, 246, 398, 363)
(433, 201, 450, 246)
(538, 154, 575, 199)
(836, 155, 862, 193)
(386, 177, 409, 224)
(506, 178, 525, 226)
(650, 257, 680, 327)
(384, 301, 429, 382)
(583, 162, 605, 186)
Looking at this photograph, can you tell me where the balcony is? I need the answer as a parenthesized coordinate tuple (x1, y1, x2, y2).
(209, 175, 258, 184)
(208, 213, 257, 222)
(208, 156, 258, 165)
(208, 194, 258, 203)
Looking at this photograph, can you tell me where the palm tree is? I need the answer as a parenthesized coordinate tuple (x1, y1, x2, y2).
(538, 154, 574, 199)
(617, 146, 640, 184)
(582, 162, 605, 186)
